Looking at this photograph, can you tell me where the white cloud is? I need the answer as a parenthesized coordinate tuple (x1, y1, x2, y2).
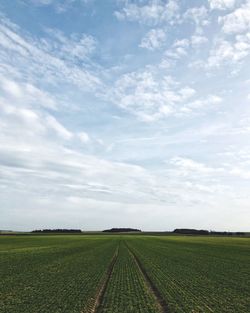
(183, 6, 209, 34)
(159, 58, 173, 69)
(191, 35, 208, 46)
(160, 35, 209, 68)
(209, 0, 236, 10)
(179, 87, 196, 98)
(105, 65, 223, 120)
(163, 38, 190, 60)
(220, 2, 250, 34)
(27, 0, 92, 13)
(1, 78, 23, 98)
(78, 132, 90, 143)
(0, 111, 165, 210)
(179, 95, 222, 114)
(0, 94, 73, 140)
(1, 1, 250, 231)
(139, 28, 166, 50)
(114, 0, 179, 25)
(30, 0, 54, 4)
(0, 93, 162, 209)
(0, 76, 57, 109)
(170, 156, 224, 176)
(0, 100, 46, 134)
(44, 28, 97, 62)
(231, 167, 250, 179)
(0, 18, 101, 90)
(46, 116, 73, 140)
(173, 39, 190, 49)
(207, 33, 250, 67)
(106, 70, 197, 121)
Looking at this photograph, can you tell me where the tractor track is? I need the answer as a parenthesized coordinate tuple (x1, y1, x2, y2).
(90, 247, 119, 313)
(126, 243, 170, 313)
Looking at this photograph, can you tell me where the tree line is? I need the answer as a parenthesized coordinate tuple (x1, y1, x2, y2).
(173, 229, 245, 236)
(32, 229, 82, 233)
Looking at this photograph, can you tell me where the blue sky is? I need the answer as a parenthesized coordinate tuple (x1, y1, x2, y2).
(0, 0, 250, 231)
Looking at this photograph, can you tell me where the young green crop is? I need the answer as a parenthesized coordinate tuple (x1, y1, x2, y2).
(1, 234, 249, 313)
(0, 235, 118, 313)
(98, 241, 161, 313)
(127, 236, 250, 313)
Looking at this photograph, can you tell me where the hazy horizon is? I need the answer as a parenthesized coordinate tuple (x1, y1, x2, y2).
(1, 0, 250, 232)
(1, 227, 248, 233)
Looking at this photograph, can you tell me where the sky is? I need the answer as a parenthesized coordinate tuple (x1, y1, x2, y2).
(0, 0, 250, 231)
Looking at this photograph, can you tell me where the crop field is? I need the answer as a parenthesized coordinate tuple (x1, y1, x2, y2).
(0, 235, 249, 313)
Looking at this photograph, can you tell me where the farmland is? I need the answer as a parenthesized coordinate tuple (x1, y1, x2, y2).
(0, 235, 249, 313)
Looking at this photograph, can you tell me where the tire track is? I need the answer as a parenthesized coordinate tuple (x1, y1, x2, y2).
(89, 246, 119, 313)
(126, 243, 170, 313)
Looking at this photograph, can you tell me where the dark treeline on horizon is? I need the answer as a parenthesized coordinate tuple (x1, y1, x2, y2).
(173, 229, 245, 236)
(103, 228, 141, 233)
(32, 229, 82, 233)
(11, 228, 246, 235)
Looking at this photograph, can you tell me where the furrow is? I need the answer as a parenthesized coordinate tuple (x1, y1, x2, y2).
(126, 243, 170, 313)
(89, 247, 119, 313)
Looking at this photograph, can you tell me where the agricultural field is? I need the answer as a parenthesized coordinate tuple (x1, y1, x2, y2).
(0, 235, 249, 313)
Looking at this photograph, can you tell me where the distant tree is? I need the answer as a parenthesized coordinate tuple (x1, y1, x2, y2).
(173, 229, 245, 236)
(235, 232, 245, 236)
(173, 229, 209, 235)
(103, 228, 141, 233)
(31, 229, 82, 233)
(210, 231, 232, 236)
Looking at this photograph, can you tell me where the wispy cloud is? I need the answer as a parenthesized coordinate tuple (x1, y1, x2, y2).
(219, 1, 250, 33)
(139, 28, 166, 50)
(105, 70, 198, 121)
(25, 0, 93, 13)
(114, 0, 180, 25)
(183, 6, 209, 34)
(209, 0, 236, 10)
(0, 17, 101, 90)
(0, 1, 250, 231)
(206, 34, 250, 68)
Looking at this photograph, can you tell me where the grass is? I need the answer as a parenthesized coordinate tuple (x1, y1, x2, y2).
(0, 234, 249, 313)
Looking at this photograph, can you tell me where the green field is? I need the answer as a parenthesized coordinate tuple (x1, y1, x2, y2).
(0, 235, 249, 313)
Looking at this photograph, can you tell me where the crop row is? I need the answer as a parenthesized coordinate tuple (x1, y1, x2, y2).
(0, 236, 118, 313)
(1, 235, 249, 313)
(127, 236, 250, 313)
(98, 241, 161, 313)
